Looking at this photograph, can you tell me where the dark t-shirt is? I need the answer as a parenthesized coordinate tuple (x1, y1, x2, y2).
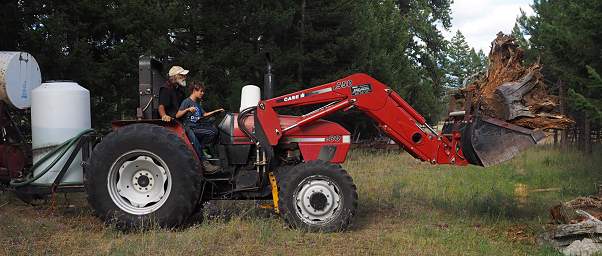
(179, 98, 206, 127)
(158, 84, 186, 118)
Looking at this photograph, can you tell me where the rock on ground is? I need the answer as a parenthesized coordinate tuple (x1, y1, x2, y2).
(562, 238, 602, 256)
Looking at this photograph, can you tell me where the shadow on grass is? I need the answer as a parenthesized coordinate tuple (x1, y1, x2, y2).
(385, 178, 561, 222)
(190, 200, 278, 224)
(429, 190, 537, 220)
(354, 182, 553, 224)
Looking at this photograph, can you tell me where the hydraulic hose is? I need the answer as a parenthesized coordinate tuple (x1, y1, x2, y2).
(10, 129, 95, 187)
(238, 106, 257, 142)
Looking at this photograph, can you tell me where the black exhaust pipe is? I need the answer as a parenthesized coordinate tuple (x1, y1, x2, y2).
(263, 53, 274, 100)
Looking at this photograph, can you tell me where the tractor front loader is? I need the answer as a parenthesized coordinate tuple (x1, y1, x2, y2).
(81, 57, 543, 232)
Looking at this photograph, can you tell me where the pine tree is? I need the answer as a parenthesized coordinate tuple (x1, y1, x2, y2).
(398, 0, 454, 123)
(0, 1, 22, 50)
(518, 0, 602, 150)
(445, 31, 471, 88)
(569, 66, 602, 124)
(511, 23, 529, 49)
(444, 30, 486, 88)
(335, 0, 415, 139)
(3, 0, 453, 129)
(468, 48, 486, 75)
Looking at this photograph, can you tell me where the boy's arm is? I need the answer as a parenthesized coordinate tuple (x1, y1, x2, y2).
(175, 109, 188, 119)
(203, 108, 225, 117)
(176, 100, 194, 118)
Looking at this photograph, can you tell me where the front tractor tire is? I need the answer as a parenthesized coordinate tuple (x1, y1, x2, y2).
(277, 160, 358, 232)
(85, 123, 202, 230)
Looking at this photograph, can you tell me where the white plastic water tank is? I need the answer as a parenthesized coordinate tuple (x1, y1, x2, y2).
(0, 52, 42, 109)
(240, 85, 261, 112)
(30, 82, 91, 185)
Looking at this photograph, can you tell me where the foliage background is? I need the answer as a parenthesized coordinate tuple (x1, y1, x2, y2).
(3, 0, 598, 141)
(0, 0, 487, 136)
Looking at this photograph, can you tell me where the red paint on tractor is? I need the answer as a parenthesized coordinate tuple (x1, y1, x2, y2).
(110, 74, 470, 166)
(0, 145, 26, 181)
(113, 74, 468, 165)
(255, 73, 469, 166)
(232, 113, 351, 162)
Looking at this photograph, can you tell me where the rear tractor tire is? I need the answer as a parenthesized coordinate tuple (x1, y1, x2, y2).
(277, 160, 358, 232)
(85, 123, 203, 230)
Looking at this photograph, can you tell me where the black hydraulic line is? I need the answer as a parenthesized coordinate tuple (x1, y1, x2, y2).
(238, 106, 257, 142)
(81, 134, 91, 172)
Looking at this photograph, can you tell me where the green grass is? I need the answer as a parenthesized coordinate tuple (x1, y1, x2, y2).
(1, 146, 600, 255)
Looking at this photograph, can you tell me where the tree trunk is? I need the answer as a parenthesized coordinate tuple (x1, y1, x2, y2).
(577, 115, 585, 151)
(297, 0, 306, 84)
(584, 118, 592, 154)
(559, 80, 569, 148)
(574, 127, 578, 144)
(397, 0, 410, 16)
(461, 35, 572, 130)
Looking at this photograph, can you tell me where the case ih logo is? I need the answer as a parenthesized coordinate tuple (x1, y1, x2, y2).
(283, 93, 305, 102)
(351, 84, 372, 96)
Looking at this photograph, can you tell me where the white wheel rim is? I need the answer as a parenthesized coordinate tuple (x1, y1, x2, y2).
(107, 150, 172, 215)
(294, 175, 342, 225)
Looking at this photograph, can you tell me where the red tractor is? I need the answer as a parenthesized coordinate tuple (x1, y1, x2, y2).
(80, 57, 543, 232)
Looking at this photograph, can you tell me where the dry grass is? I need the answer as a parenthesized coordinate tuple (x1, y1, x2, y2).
(1, 146, 600, 255)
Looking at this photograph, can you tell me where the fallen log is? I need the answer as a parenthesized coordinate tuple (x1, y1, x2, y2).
(553, 220, 602, 238)
(462, 32, 573, 130)
(542, 194, 602, 255)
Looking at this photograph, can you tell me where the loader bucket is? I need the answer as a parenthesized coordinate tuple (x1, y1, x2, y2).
(461, 116, 545, 167)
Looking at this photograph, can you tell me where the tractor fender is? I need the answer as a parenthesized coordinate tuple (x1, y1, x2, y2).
(110, 120, 197, 161)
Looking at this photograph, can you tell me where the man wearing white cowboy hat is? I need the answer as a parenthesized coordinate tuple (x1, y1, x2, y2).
(159, 65, 189, 122)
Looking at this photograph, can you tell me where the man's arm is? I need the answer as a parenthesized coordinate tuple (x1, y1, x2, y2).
(159, 105, 168, 117)
(158, 88, 172, 121)
(159, 105, 174, 122)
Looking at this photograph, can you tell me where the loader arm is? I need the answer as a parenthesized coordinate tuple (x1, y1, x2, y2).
(255, 73, 469, 166)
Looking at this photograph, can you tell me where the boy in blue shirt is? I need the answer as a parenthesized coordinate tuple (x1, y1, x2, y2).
(177, 82, 224, 173)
